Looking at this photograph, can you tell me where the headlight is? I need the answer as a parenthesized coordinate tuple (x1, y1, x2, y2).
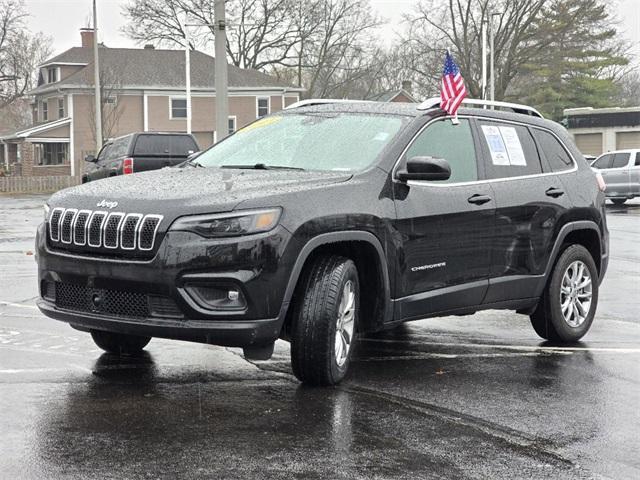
(43, 204, 50, 221)
(170, 208, 282, 238)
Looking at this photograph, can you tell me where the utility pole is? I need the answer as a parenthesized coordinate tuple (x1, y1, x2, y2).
(481, 18, 488, 100)
(214, 0, 228, 143)
(93, 0, 102, 151)
(184, 22, 192, 134)
(490, 12, 501, 105)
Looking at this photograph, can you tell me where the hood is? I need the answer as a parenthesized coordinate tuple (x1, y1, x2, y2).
(48, 167, 352, 217)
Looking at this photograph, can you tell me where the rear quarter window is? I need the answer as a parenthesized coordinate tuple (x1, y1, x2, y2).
(132, 135, 198, 157)
(531, 129, 574, 172)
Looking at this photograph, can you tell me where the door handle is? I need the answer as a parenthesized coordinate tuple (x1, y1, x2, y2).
(467, 194, 492, 205)
(545, 187, 564, 198)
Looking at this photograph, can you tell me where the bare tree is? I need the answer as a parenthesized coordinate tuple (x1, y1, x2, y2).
(88, 65, 127, 147)
(122, 0, 301, 70)
(0, 0, 51, 107)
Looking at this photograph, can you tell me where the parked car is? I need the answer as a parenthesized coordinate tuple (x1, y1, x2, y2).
(82, 132, 200, 183)
(37, 99, 609, 385)
(590, 149, 640, 204)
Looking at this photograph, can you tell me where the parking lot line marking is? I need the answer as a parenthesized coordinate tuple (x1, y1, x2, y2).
(360, 338, 640, 353)
(0, 301, 38, 310)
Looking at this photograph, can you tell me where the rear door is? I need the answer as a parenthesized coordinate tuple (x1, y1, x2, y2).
(392, 117, 495, 319)
(604, 152, 632, 197)
(131, 134, 199, 171)
(476, 121, 572, 304)
(630, 152, 640, 196)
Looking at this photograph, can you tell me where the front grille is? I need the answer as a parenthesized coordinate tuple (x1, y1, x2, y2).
(54, 282, 181, 319)
(48, 207, 163, 258)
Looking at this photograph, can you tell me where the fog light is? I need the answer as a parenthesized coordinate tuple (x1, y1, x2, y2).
(186, 284, 247, 310)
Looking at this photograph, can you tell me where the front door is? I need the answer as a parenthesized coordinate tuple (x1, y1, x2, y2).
(392, 117, 495, 320)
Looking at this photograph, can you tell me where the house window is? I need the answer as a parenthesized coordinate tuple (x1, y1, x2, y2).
(35, 143, 68, 166)
(228, 116, 236, 134)
(58, 98, 64, 118)
(48, 68, 58, 83)
(104, 96, 117, 105)
(42, 101, 48, 121)
(171, 98, 187, 118)
(257, 97, 269, 118)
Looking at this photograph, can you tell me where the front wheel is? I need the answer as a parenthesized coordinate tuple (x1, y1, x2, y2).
(91, 330, 151, 355)
(290, 255, 359, 386)
(530, 245, 598, 342)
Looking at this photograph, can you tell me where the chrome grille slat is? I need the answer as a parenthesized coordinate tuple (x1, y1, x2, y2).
(88, 211, 107, 247)
(47, 208, 163, 256)
(103, 212, 125, 249)
(72, 210, 92, 246)
(49, 208, 64, 242)
(120, 213, 143, 250)
(60, 209, 78, 244)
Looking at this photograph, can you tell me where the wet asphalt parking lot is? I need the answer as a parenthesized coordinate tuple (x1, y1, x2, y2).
(0, 194, 639, 479)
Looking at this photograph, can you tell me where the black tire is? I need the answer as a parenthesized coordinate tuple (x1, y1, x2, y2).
(90, 330, 151, 355)
(530, 245, 598, 343)
(611, 198, 627, 205)
(290, 255, 359, 386)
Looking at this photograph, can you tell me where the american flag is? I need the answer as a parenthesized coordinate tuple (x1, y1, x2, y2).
(440, 51, 467, 117)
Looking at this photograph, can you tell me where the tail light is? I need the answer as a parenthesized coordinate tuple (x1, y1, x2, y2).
(123, 157, 134, 175)
(595, 171, 606, 192)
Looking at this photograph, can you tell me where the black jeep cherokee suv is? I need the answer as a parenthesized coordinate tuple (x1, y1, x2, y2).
(36, 100, 609, 385)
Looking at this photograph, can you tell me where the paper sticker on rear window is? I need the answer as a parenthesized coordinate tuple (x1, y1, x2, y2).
(499, 126, 526, 166)
(481, 125, 527, 166)
(481, 125, 509, 165)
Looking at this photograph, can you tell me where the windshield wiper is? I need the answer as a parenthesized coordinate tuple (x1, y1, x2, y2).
(220, 163, 305, 171)
(181, 159, 204, 168)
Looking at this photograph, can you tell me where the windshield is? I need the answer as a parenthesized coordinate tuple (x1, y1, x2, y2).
(194, 113, 406, 172)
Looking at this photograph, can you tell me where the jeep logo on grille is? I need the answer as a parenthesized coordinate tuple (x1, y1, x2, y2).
(96, 199, 118, 209)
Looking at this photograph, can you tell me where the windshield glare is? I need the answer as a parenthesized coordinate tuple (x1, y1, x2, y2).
(195, 113, 405, 172)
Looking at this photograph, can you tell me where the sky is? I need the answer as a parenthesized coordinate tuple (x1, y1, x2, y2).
(24, 0, 640, 64)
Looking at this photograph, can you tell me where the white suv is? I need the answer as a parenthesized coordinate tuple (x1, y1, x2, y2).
(591, 149, 640, 204)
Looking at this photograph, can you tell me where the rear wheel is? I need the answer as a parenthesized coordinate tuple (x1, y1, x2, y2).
(290, 255, 359, 386)
(530, 245, 598, 342)
(611, 198, 627, 205)
(90, 330, 151, 355)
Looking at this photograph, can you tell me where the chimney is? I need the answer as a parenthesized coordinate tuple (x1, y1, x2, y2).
(402, 80, 412, 94)
(144, 44, 155, 50)
(80, 28, 95, 49)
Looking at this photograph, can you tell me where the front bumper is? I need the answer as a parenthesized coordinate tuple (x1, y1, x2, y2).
(37, 299, 282, 347)
(36, 222, 296, 347)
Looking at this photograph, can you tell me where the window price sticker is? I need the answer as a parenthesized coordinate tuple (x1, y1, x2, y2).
(481, 125, 527, 166)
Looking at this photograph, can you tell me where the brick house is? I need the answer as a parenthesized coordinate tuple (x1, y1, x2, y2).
(0, 29, 303, 178)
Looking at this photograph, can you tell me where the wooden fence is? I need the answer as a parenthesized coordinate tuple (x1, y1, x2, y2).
(0, 176, 80, 194)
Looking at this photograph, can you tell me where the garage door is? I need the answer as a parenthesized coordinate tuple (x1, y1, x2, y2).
(616, 131, 640, 150)
(574, 133, 603, 156)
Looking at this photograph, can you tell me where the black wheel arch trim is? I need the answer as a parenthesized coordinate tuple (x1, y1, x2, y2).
(543, 220, 604, 280)
(281, 231, 393, 327)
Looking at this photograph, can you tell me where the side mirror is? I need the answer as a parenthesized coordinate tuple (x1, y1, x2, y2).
(397, 156, 451, 182)
(84, 154, 96, 163)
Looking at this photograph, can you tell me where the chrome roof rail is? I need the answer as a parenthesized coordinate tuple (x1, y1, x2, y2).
(416, 97, 544, 118)
(284, 99, 374, 110)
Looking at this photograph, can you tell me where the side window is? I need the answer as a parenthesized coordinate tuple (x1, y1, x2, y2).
(531, 129, 574, 172)
(592, 154, 613, 170)
(611, 152, 630, 168)
(476, 120, 542, 179)
(404, 118, 478, 183)
(635, 153, 640, 167)
(96, 143, 113, 162)
(106, 136, 131, 161)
